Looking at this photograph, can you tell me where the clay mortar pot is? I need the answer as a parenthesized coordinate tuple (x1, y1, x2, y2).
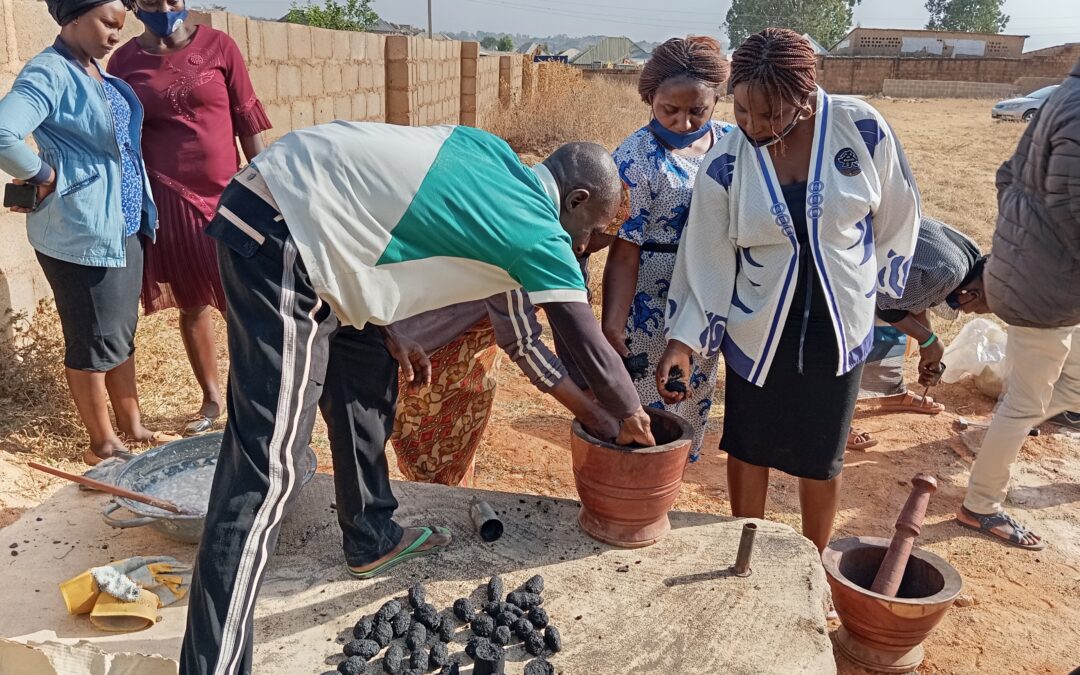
(570, 408, 693, 548)
(823, 536, 963, 673)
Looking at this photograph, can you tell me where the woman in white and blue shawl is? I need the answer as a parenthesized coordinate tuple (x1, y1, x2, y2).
(657, 28, 921, 552)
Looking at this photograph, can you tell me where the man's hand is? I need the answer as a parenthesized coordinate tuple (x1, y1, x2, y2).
(656, 340, 693, 404)
(917, 337, 946, 387)
(382, 330, 432, 394)
(616, 407, 655, 447)
(8, 173, 55, 214)
(580, 404, 620, 442)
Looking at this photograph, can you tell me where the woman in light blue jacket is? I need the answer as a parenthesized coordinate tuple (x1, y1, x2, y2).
(0, 0, 178, 464)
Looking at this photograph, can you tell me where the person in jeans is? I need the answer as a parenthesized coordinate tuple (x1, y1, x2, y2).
(957, 58, 1080, 550)
(0, 0, 178, 465)
(179, 122, 654, 675)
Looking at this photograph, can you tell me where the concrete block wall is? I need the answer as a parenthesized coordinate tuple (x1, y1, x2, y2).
(459, 43, 500, 127)
(818, 47, 1078, 95)
(499, 54, 523, 106)
(0, 4, 589, 334)
(882, 78, 1016, 99)
(1013, 76, 1066, 93)
(386, 35, 460, 126)
(188, 10, 386, 141)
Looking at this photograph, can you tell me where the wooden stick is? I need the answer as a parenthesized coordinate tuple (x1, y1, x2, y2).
(870, 473, 938, 597)
(28, 461, 194, 515)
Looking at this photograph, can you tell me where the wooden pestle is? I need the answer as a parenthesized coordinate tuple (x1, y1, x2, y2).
(870, 473, 938, 597)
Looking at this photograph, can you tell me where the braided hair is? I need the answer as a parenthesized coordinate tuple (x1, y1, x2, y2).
(638, 36, 730, 103)
(730, 28, 817, 110)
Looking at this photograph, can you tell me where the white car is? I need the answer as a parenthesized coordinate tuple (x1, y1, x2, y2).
(992, 85, 1060, 122)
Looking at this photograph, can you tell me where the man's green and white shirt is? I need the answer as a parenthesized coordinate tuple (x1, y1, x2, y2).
(253, 121, 587, 327)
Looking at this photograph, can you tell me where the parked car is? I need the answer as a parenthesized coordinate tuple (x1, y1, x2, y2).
(991, 85, 1060, 121)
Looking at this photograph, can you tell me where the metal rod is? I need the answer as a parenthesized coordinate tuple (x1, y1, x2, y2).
(427, 0, 433, 39)
(28, 461, 194, 515)
(732, 522, 757, 577)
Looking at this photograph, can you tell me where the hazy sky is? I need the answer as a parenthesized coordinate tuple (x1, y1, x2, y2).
(212, 0, 1080, 52)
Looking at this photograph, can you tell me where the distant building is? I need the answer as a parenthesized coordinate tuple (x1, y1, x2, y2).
(367, 19, 451, 40)
(518, 42, 547, 57)
(558, 48, 581, 61)
(830, 28, 1027, 59)
(571, 37, 651, 67)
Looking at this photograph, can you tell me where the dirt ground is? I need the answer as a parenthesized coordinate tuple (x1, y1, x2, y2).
(2, 98, 1078, 673)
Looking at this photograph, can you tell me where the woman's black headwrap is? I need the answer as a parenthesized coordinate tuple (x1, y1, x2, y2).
(46, 0, 117, 25)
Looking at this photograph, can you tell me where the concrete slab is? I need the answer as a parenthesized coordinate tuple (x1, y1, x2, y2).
(1, 476, 834, 674)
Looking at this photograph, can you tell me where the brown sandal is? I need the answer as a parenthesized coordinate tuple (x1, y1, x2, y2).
(846, 429, 879, 451)
(878, 391, 945, 415)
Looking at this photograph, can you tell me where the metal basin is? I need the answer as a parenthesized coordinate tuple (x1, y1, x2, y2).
(101, 433, 317, 543)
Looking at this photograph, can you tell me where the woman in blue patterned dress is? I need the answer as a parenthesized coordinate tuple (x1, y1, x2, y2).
(602, 36, 732, 460)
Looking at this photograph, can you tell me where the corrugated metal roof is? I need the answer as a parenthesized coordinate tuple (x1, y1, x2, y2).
(571, 37, 651, 65)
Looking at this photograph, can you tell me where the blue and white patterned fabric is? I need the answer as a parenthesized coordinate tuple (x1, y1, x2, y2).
(613, 120, 733, 459)
(102, 78, 143, 237)
(666, 89, 922, 387)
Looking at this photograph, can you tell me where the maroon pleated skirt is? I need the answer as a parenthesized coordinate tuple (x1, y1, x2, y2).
(142, 178, 227, 314)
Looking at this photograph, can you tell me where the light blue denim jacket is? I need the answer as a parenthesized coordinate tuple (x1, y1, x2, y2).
(0, 39, 157, 267)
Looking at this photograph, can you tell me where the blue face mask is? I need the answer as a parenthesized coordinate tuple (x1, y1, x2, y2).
(648, 118, 711, 150)
(137, 8, 189, 37)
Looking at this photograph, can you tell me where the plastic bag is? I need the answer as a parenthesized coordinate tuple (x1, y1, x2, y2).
(941, 318, 1009, 400)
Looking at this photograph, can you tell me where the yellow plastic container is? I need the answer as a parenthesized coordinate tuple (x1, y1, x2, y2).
(89, 588, 161, 632)
(59, 571, 100, 615)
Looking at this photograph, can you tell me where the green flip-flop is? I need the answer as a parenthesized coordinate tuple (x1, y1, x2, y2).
(347, 525, 452, 580)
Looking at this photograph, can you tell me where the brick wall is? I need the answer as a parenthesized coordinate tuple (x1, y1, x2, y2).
(818, 45, 1078, 95)
(386, 35, 460, 126)
(460, 43, 500, 128)
(0, 5, 588, 333)
(499, 54, 523, 106)
(189, 11, 386, 141)
(882, 79, 1016, 99)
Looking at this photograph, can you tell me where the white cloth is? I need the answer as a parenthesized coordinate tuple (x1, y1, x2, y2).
(665, 89, 922, 386)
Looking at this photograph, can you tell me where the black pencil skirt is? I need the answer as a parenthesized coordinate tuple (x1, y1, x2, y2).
(36, 234, 144, 372)
(720, 262, 863, 481)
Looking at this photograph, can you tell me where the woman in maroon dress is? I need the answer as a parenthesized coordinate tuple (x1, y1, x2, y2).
(109, 0, 271, 435)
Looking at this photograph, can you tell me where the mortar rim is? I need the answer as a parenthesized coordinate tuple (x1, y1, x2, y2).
(572, 408, 693, 454)
(823, 535, 963, 605)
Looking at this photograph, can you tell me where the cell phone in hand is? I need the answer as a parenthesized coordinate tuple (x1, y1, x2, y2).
(4, 182, 39, 209)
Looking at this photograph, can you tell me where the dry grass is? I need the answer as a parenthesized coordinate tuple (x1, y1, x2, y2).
(0, 303, 228, 465)
(0, 81, 1027, 466)
(490, 64, 647, 157)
